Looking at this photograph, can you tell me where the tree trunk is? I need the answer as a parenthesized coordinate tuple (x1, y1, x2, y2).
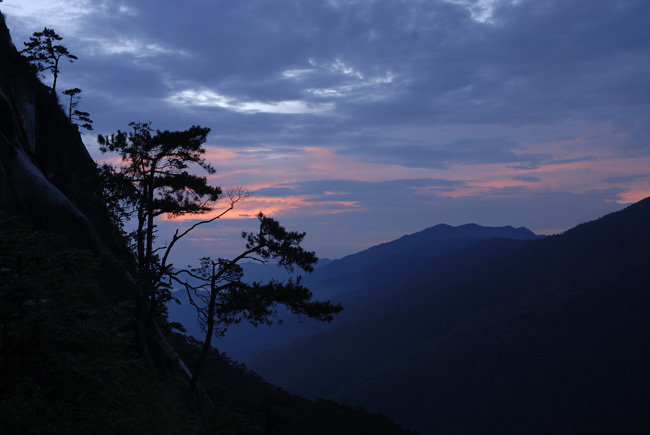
(187, 266, 219, 403)
(51, 57, 59, 93)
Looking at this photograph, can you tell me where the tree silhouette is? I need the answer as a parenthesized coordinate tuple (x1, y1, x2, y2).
(62, 87, 81, 118)
(98, 122, 221, 367)
(98, 122, 342, 398)
(167, 212, 343, 399)
(97, 123, 221, 299)
(62, 88, 93, 130)
(22, 28, 77, 92)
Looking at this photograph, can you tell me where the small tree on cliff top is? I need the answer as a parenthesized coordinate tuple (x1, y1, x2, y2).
(63, 88, 93, 130)
(22, 27, 77, 93)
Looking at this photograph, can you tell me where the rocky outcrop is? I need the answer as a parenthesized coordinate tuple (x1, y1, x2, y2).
(0, 13, 136, 302)
(0, 12, 194, 379)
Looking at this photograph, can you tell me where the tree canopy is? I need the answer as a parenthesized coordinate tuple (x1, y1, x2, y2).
(98, 122, 220, 298)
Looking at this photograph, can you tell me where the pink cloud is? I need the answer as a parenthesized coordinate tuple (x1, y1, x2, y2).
(165, 194, 363, 222)
(103, 138, 650, 229)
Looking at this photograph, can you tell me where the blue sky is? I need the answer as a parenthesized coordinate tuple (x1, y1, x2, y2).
(2, 0, 649, 260)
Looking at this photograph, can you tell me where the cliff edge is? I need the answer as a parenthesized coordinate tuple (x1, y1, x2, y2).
(0, 13, 136, 302)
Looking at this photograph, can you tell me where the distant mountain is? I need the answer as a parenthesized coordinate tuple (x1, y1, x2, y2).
(248, 198, 650, 434)
(169, 223, 540, 362)
(314, 223, 539, 285)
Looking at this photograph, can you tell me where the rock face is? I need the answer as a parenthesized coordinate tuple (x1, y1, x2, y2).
(0, 13, 136, 301)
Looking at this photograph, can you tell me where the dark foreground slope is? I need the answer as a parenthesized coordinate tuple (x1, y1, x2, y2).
(250, 198, 650, 434)
(0, 221, 409, 433)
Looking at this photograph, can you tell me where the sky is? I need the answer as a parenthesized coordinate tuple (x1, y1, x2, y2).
(2, 0, 649, 260)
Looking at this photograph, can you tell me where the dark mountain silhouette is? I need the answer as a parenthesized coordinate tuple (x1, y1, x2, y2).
(170, 223, 540, 361)
(313, 223, 539, 285)
(249, 198, 650, 434)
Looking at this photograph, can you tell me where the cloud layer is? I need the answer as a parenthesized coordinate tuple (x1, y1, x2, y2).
(3, 0, 648, 258)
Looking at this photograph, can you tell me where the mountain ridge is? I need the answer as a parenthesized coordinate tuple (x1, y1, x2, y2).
(313, 222, 540, 283)
(171, 222, 541, 362)
(248, 197, 650, 434)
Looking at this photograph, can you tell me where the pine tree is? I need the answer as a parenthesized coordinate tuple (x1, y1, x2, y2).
(62, 88, 93, 130)
(22, 28, 77, 92)
(98, 122, 342, 397)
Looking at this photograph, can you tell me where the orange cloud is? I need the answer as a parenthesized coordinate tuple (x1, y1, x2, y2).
(107, 138, 650, 223)
(94, 154, 123, 167)
(204, 145, 437, 186)
(163, 193, 363, 222)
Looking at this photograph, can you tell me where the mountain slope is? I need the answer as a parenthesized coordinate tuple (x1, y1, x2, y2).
(182, 223, 540, 362)
(312, 223, 539, 285)
(249, 198, 650, 434)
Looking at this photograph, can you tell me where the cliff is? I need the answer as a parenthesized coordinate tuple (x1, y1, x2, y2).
(0, 13, 136, 302)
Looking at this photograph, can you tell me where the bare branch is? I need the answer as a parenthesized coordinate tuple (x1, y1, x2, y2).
(158, 187, 252, 275)
(168, 267, 209, 285)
